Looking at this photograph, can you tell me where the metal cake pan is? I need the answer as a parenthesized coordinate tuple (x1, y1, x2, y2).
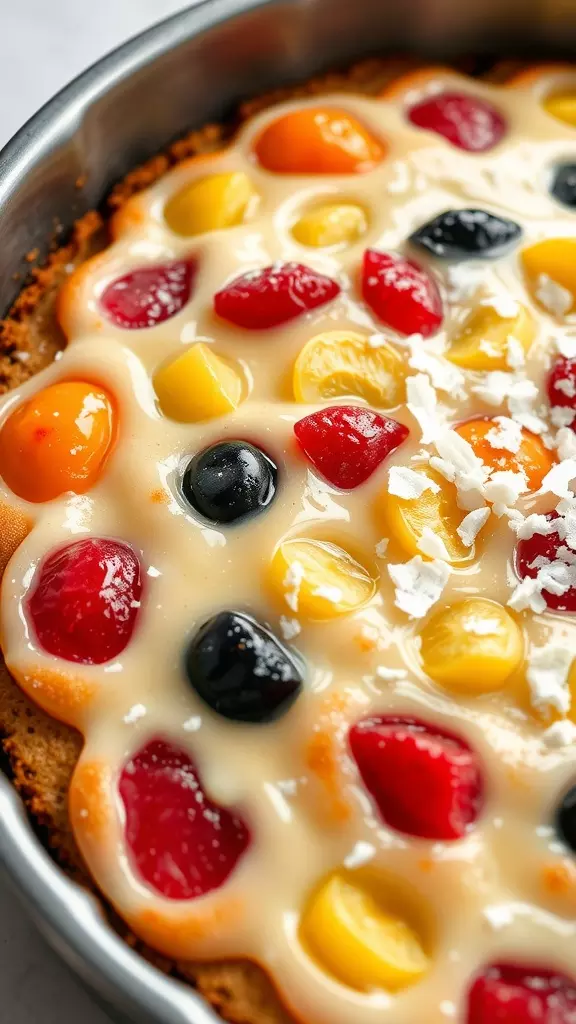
(0, 1, 576, 1021)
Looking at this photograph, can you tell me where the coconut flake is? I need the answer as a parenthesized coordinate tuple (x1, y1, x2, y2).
(472, 371, 514, 406)
(551, 406, 576, 428)
(279, 616, 301, 640)
(556, 426, 576, 460)
(375, 538, 389, 559)
(506, 335, 526, 370)
(480, 293, 519, 319)
(417, 527, 451, 561)
(535, 274, 573, 317)
(542, 720, 576, 748)
(512, 513, 559, 540)
(407, 338, 466, 398)
(406, 373, 442, 443)
(527, 646, 573, 715)
(507, 576, 547, 613)
(485, 415, 523, 453)
(388, 466, 440, 499)
(387, 556, 450, 618)
(539, 459, 576, 498)
(457, 506, 491, 546)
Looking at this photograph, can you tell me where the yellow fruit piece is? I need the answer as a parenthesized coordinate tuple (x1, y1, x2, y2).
(293, 330, 404, 406)
(164, 171, 258, 237)
(544, 92, 576, 126)
(378, 467, 473, 565)
(420, 597, 524, 695)
(521, 238, 576, 315)
(447, 303, 535, 371)
(268, 537, 376, 620)
(292, 202, 368, 249)
(301, 873, 429, 992)
(154, 343, 242, 422)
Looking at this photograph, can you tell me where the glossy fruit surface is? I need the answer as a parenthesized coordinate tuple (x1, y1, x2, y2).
(551, 163, 576, 208)
(100, 259, 195, 328)
(164, 171, 257, 236)
(268, 537, 377, 620)
(447, 303, 535, 371)
(407, 92, 506, 151)
(455, 417, 555, 492)
(27, 538, 142, 664)
(120, 739, 250, 899)
(556, 785, 576, 853)
(379, 466, 472, 564)
(302, 872, 429, 992)
(467, 962, 576, 1023)
(410, 209, 521, 260)
(254, 107, 385, 174)
(350, 715, 483, 839)
(292, 202, 368, 248)
(214, 263, 340, 329)
(521, 239, 576, 315)
(184, 611, 303, 722)
(294, 406, 409, 489)
(0, 381, 115, 503)
(544, 92, 576, 126)
(182, 441, 277, 524)
(548, 356, 576, 425)
(515, 512, 576, 613)
(361, 249, 443, 338)
(153, 343, 243, 422)
(419, 598, 524, 694)
(293, 329, 404, 407)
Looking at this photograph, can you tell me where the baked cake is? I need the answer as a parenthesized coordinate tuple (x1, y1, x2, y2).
(3, 57, 576, 1023)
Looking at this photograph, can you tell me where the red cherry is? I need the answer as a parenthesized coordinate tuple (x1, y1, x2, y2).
(514, 512, 576, 613)
(213, 262, 340, 329)
(27, 538, 143, 664)
(548, 356, 576, 429)
(100, 259, 196, 329)
(467, 962, 576, 1023)
(361, 249, 443, 338)
(407, 92, 506, 152)
(294, 405, 409, 489)
(349, 716, 483, 840)
(119, 739, 250, 900)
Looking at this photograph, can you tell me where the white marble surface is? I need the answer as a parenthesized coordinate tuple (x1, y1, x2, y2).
(0, 4, 190, 1021)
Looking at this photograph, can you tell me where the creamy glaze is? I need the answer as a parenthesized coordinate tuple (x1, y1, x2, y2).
(3, 67, 576, 1023)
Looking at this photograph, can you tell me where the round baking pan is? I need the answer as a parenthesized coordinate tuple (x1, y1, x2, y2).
(0, 1, 575, 1021)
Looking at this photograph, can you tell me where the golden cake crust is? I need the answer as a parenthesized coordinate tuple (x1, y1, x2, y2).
(0, 54, 530, 1024)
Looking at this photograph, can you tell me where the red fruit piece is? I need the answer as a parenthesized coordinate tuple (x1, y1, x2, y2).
(361, 249, 443, 338)
(514, 511, 576, 613)
(349, 716, 483, 840)
(548, 356, 576, 429)
(294, 405, 409, 489)
(100, 259, 196, 329)
(407, 92, 506, 152)
(467, 962, 576, 1023)
(214, 262, 340, 329)
(119, 739, 250, 900)
(27, 538, 143, 664)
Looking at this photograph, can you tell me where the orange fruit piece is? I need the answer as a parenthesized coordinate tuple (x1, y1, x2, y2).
(455, 417, 555, 492)
(0, 381, 115, 503)
(254, 107, 385, 174)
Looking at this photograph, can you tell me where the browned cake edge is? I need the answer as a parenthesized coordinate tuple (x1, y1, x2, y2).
(0, 54, 526, 1024)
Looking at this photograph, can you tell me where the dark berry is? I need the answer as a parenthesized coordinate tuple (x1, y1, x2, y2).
(410, 209, 522, 260)
(551, 163, 576, 209)
(556, 784, 576, 852)
(213, 262, 340, 329)
(120, 739, 250, 899)
(408, 92, 506, 152)
(294, 406, 409, 489)
(182, 441, 277, 525)
(184, 611, 303, 722)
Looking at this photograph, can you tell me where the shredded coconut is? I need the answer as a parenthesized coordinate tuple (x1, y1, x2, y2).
(542, 720, 576, 748)
(457, 506, 491, 546)
(279, 616, 301, 640)
(535, 273, 573, 317)
(485, 415, 523, 454)
(387, 556, 450, 618)
(417, 527, 451, 561)
(407, 338, 466, 398)
(123, 703, 147, 725)
(388, 466, 440, 499)
(483, 469, 528, 508)
(512, 513, 559, 540)
(507, 576, 547, 614)
(480, 293, 519, 319)
(527, 646, 573, 715)
(539, 459, 576, 498)
(406, 374, 442, 443)
(506, 335, 526, 370)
